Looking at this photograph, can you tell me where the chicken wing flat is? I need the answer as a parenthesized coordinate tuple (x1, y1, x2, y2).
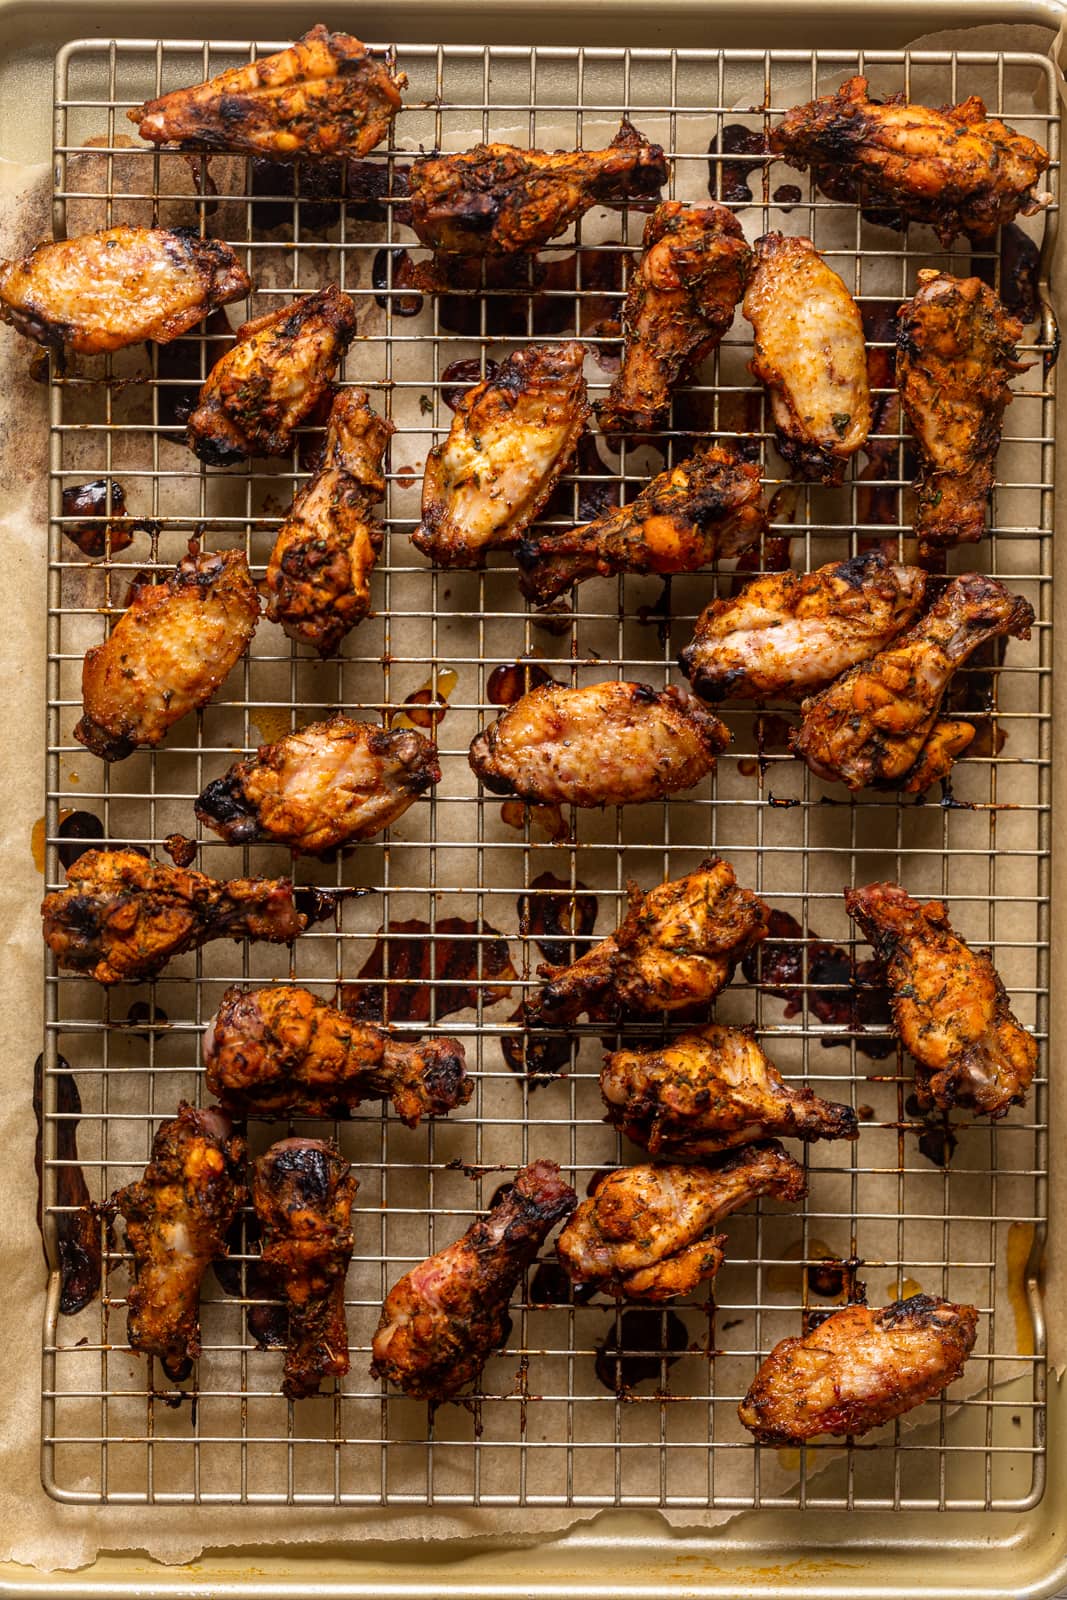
(738, 1295, 979, 1444)
(115, 1103, 246, 1382)
(743, 232, 871, 483)
(195, 716, 439, 854)
(413, 343, 589, 568)
(75, 541, 259, 762)
(42, 849, 306, 986)
(598, 201, 753, 435)
(793, 572, 1034, 791)
(263, 388, 394, 654)
(845, 881, 1037, 1119)
(253, 1138, 357, 1399)
(680, 550, 927, 703)
(897, 270, 1025, 554)
(770, 75, 1050, 245)
(371, 1159, 576, 1400)
(203, 984, 471, 1126)
(187, 284, 357, 464)
(516, 445, 766, 605)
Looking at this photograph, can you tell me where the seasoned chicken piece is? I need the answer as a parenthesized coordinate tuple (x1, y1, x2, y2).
(42, 849, 306, 986)
(75, 541, 259, 762)
(263, 388, 394, 654)
(557, 1142, 806, 1301)
(187, 284, 357, 465)
(516, 446, 766, 605)
(845, 881, 1038, 1119)
(408, 122, 667, 257)
(793, 572, 1034, 790)
(897, 271, 1025, 554)
(203, 984, 471, 1126)
(679, 550, 927, 703)
(527, 858, 770, 1026)
(413, 343, 589, 568)
(770, 75, 1050, 245)
(599, 201, 753, 435)
(601, 1024, 858, 1157)
(253, 1138, 357, 1399)
(739, 1295, 979, 1443)
(114, 1103, 246, 1382)
(743, 232, 871, 483)
(371, 1160, 576, 1400)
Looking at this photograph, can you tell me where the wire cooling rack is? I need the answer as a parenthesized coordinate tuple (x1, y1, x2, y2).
(38, 38, 1057, 1512)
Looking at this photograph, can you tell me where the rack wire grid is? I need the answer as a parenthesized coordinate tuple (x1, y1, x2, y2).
(37, 36, 1057, 1514)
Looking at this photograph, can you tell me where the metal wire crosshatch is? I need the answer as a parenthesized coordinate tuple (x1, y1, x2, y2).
(38, 37, 1056, 1513)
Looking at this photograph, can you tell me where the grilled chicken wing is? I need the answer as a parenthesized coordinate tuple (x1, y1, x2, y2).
(42, 849, 306, 986)
(680, 550, 927, 703)
(598, 201, 753, 435)
(897, 270, 1025, 554)
(115, 1103, 246, 1382)
(793, 572, 1034, 790)
(739, 1295, 979, 1443)
(253, 1138, 357, 1399)
(516, 446, 765, 605)
(75, 541, 259, 762)
(371, 1160, 576, 1400)
(743, 232, 871, 483)
(770, 75, 1050, 245)
(188, 284, 357, 464)
(845, 881, 1037, 1118)
(413, 343, 589, 568)
(203, 984, 471, 1126)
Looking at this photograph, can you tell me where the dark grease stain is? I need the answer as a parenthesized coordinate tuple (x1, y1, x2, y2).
(341, 917, 517, 1026)
(707, 123, 767, 204)
(904, 1093, 959, 1168)
(517, 870, 598, 967)
(594, 1307, 689, 1392)
(57, 810, 105, 869)
(33, 1052, 110, 1315)
(742, 907, 893, 1059)
(61, 480, 130, 558)
(487, 659, 554, 707)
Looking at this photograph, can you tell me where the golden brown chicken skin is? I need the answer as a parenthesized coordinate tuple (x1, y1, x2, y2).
(845, 881, 1038, 1119)
(75, 542, 259, 762)
(739, 1295, 979, 1444)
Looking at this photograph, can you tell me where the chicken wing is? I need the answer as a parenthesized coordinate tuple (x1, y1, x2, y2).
(371, 1159, 576, 1400)
(516, 445, 766, 605)
(738, 1295, 979, 1443)
(114, 1103, 246, 1382)
(413, 343, 589, 568)
(845, 881, 1037, 1119)
(75, 541, 259, 762)
(263, 388, 394, 654)
(743, 232, 871, 483)
(679, 550, 927, 703)
(793, 572, 1034, 790)
(203, 984, 471, 1126)
(187, 284, 357, 465)
(42, 849, 306, 986)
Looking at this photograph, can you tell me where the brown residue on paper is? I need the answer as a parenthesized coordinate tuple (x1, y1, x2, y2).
(1007, 1221, 1036, 1357)
(250, 706, 297, 746)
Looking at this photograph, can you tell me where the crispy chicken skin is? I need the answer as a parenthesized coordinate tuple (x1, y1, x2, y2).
(770, 75, 1050, 245)
(371, 1160, 577, 1400)
(131, 25, 404, 158)
(516, 446, 766, 605)
(42, 849, 306, 986)
(743, 232, 871, 484)
(845, 882, 1038, 1118)
(793, 572, 1034, 791)
(187, 284, 357, 465)
(413, 343, 589, 568)
(557, 1143, 806, 1301)
(263, 388, 394, 654)
(408, 121, 667, 257)
(203, 984, 471, 1126)
(75, 542, 259, 762)
(897, 270, 1025, 554)
(680, 550, 927, 703)
(253, 1138, 357, 1399)
(738, 1295, 979, 1444)
(598, 201, 753, 435)
(115, 1103, 246, 1382)
(601, 1024, 858, 1157)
